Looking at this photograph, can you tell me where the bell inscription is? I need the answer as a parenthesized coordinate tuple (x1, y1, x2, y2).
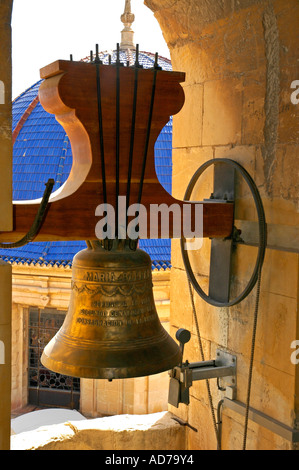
(72, 264, 156, 329)
(80, 267, 151, 283)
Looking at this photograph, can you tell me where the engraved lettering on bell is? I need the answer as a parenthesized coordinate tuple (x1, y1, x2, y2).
(82, 268, 151, 283)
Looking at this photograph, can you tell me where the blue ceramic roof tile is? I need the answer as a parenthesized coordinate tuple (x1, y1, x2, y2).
(0, 52, 173, 270)
(12, 81, 42, 132)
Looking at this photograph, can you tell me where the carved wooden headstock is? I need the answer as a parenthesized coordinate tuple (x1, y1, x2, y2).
(0, 58, 233, 242)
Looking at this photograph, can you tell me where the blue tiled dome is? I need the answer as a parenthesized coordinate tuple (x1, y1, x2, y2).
(0, 52, 173, 270)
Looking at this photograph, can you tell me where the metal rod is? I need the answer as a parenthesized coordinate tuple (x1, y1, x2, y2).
(116, 42, 120, 65)
(115, 44, 121, 237)
(126, 66, 139, 227)
(95, 44, 101, 64)
(191, 366, 235, 382)
(223, 398, 299, 443)
(135, 44, 140, 67)
(154, 52, 162, 70)
(137, 68, 158, 206)
(235, 219, 299, 254)
(188, 360, 215, 369)
(95, 63, 107, 206)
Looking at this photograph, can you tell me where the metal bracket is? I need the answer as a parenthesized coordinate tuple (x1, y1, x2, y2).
(208, 162, 235, 304)
(223, 398, 299, 444)
(215, 350, 237, 400)
(168, 329, 237, 407)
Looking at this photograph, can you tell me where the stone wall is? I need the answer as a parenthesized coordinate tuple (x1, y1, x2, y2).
(0, 0, 12, 231)
(0, 0, 13, 451)
(145, 0, 299, 450)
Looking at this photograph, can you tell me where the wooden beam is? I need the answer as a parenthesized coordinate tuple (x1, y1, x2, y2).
(0, 199, 234, 242)
(236, 219, 299, 254)
(0, 59, 234, 242)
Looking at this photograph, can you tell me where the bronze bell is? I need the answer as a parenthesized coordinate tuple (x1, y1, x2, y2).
(41, 240, 181, 380)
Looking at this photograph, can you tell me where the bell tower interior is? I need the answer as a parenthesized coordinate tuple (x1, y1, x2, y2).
(0, 0, 298, 451)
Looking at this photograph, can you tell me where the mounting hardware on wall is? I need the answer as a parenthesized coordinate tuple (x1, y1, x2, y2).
(168, 329, 237, 407)
(177, 158, 268, 450)
(181, 158, 267, 307)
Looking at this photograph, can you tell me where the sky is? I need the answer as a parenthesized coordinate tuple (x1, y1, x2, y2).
(11, 0, 170, 99)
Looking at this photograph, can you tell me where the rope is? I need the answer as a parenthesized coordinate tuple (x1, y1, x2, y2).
(187, 277, 222, 450)
(242, 265, 263, 450)
(0, 179, 54, 249)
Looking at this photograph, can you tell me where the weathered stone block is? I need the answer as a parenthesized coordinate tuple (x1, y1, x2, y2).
(10, 412, 186, 451)
(172, 84, 203, 148)
(202, 78, 243, 146)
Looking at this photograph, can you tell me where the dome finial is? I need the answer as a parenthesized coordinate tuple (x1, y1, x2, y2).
(120, 0, 135, 50)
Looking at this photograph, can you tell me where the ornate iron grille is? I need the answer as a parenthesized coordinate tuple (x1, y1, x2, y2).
(28, 307, 80, 409)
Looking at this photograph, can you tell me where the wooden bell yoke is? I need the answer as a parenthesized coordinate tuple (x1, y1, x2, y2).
(0, 55, 234, 243)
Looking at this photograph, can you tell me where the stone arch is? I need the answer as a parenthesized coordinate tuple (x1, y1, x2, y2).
(0, 1, 13, 231)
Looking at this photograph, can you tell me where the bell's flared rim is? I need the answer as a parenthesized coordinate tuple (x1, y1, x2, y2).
(41, 328, 181, 380)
